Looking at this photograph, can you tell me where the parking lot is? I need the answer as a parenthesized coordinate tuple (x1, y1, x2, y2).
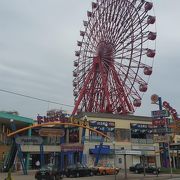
(1, 170, 180, 180)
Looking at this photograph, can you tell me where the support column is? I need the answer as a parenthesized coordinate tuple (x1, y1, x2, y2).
(25, 127, 32, 170)
(40, 144, 45, 168)
(124, 154, 127, 179)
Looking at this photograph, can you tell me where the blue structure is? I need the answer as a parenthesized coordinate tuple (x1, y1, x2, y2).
(157, 97, 169, 168)
(0, 112, 33, 174)
(10, 119, 27, 175)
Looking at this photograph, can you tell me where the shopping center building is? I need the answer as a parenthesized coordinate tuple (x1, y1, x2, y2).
(0, 109, 164, 172)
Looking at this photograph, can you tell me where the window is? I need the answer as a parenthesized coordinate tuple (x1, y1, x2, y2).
(89, 120, 115, 142)
(69, 127, 79, 143)
(131, 123, 153, 144)
(115, 128, 130, 142)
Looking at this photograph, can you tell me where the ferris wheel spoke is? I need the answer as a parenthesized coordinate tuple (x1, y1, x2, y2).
(95, 1, 114, 42)
(114, 49, 146, 70)
(115, 29, 148, 48)
(107, 2, 132, 44)
(114, 31, 147, 57)
(111, 1, 142, 44)
(91, 8, 107, 43)
(113, 61, 147, 96)
(110, 2, 140, 43)
(115, 21, 148, 51)
(114, 8, 148, 48)
(103, 1, 120, 43)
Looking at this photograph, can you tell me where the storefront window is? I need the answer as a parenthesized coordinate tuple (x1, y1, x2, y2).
(89, 120, 115, 142)
(0, 124, 11, 145)
(69, 127, 79, 143)
(131, 123, 153, 144)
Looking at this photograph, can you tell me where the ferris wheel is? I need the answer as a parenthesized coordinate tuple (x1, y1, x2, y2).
(72, 0, 156, 115)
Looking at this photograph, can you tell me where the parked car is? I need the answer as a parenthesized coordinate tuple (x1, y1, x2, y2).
(89, 166, 99, 175)
(64, 163, 94, 177)
(35, 164, 63, 180)
(129, 163, 160, 174)
(97, 164, 120, 175)
(129, 163, 142, 172)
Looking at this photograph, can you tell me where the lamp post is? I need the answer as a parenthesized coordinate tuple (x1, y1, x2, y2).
(113, 141, 116, 180)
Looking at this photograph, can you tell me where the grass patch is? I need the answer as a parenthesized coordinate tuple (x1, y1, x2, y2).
(160, 167, 180, 174)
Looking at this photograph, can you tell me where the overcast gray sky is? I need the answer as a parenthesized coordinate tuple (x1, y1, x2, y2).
(0, 0, 179, 119)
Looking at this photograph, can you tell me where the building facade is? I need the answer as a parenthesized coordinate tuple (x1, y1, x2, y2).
(1, 111, 166, 171)
(76, 112, 161, 169)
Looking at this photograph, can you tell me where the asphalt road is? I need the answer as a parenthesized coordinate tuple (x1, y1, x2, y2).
(1, 171, 180, 180)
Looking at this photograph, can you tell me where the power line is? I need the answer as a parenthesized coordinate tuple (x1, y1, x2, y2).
(0, 88, 74, 108)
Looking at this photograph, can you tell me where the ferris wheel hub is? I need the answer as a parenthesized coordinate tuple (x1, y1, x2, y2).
(96, 41, 114, 61)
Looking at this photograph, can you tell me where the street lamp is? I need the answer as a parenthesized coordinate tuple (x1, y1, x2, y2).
(112, 141, 116, 180)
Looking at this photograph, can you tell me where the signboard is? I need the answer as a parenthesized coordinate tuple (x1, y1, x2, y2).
(37, 110, 71, 124)
(61, 143, 84, 152)
(153, 127, 172, 134)
(115, 149, 142, 155)
(89, 120, 115, 132)
(132, 145, 155, 151)
(152, 118, 168, 126)
(151, 110, 170, 118)
(163, 101, 179, 120)
(15, 136, 43, 145)
(131, 123, 153, 134)
(151, 94, 159, 104)
(95, 145, 110, 149)
(154, 135, 169, 143)
(89, 120, 115, 127)
(39, 128, 65, 137)
(170, 144, 180, 150)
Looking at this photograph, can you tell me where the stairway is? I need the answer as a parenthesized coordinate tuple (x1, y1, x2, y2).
(2, 141, 17, 172)
(0, 145, 10, 161)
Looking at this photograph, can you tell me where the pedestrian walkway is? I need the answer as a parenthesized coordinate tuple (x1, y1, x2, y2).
(119, 173, 180, 180)
(1, 170, 180, 180)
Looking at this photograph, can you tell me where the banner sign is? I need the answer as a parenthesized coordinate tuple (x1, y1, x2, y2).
(153, 127, 172, 134)
(131, 123, 153, 134)
(15, 136, 43, 145)
(39, 128, 65, 137)
(132, 145, 155, 151)
(61, 143, 84, 152)
(89, 120, 115, 127)
(154, 135, 169, 143)
(151, 110, 170, 118)
(152, 118, 168, 126)
(89, 120, 115, 132)
(115, 149, 142, 155)
(37, 115, 70, 124)
(37, 110, 71, 124)
(95, 145, 110, 149)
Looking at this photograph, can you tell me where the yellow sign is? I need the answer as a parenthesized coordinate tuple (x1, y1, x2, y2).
(154, 135, 169, 143)
(61, 143, 84, 152)
(151, 94, 159, 104)
(39, 128, 65, 137)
